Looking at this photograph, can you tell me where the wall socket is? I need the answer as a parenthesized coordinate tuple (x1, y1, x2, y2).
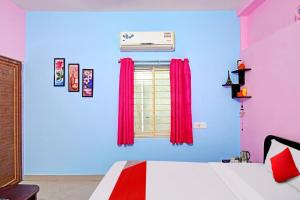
(194, 122, 207, 129)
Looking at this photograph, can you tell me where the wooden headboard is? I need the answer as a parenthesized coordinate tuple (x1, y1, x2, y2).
(264, 135, 300, 163)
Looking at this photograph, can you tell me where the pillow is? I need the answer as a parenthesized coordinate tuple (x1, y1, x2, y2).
(264, 139, 300, 171)
(264, 139, 300, 189)
(270, 148, 300, 183)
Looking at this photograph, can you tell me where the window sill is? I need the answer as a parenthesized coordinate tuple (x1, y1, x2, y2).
(135, 135, 170, 138)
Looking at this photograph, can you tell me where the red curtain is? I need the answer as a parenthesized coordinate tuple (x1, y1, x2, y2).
(118, 58, 134, 145)
(170, 59, 193, 144)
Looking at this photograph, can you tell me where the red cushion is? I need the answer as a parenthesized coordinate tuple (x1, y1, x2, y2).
(270, 148, 300, 183)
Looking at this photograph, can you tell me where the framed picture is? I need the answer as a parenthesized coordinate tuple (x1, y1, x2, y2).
(82, 69, 94, 97)
(54, 58, 65, 86)
(68, 63, 80, 92)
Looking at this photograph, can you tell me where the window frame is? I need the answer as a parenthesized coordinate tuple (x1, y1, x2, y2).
(134, 65, 170, 138)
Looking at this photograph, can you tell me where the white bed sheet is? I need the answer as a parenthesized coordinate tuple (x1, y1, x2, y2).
(210, 163, 264, 200)
(146, 161, 238, 200)
(225, 163, 300, 200)
(89, 161, 300, 200)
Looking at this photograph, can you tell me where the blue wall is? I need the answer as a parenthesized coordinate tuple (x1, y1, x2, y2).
(25, 11, 240, 175)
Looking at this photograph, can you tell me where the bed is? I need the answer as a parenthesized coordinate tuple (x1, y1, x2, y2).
(89, 135, 300, 200)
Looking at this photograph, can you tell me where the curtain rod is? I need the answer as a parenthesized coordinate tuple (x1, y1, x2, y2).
(118, 60, 170, 63)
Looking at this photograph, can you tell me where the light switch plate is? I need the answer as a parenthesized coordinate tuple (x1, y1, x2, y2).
(194, 122, 207, 129)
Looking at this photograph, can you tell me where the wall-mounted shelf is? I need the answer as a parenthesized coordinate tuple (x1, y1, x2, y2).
(231, 68, 251, 85)
(222, 83, 232, 87)
(222, 63, 252, 99)
(231, 68, 252, 73)
(234, 96, 252, 99)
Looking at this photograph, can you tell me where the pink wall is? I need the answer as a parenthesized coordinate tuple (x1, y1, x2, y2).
(240, 16, 248, 50)
(0, 0, 25, 61)
(247, 0, 300, 45)
(240, 1, 300, 162)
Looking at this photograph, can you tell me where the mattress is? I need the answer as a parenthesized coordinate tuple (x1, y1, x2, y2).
(89, 161, 300, 200)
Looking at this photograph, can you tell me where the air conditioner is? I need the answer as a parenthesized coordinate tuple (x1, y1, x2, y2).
(120, 31, 175, 52)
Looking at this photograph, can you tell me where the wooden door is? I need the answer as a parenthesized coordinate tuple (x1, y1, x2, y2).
(0, 55, 22, 187)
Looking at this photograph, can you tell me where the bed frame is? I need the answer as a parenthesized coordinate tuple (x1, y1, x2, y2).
(264, 135, 300, 162)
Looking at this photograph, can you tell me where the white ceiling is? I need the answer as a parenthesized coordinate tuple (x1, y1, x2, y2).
(12, 0, 248, 11)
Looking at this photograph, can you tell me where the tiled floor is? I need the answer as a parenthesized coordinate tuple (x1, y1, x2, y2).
(22, 178, 101, 200)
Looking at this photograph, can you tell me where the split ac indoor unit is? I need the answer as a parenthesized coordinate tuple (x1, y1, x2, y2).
(120, 31, 175, 52)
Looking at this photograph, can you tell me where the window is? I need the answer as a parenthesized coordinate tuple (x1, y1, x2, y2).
(134, 65, 170, 138)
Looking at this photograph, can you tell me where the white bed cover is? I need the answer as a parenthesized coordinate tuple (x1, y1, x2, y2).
(89, 161, 300, 200)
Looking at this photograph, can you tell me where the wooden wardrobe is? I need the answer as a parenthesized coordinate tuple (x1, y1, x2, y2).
(0, 55, 22, 187)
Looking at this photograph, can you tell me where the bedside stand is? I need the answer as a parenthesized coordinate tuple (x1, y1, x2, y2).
(0, 184, 39, 200)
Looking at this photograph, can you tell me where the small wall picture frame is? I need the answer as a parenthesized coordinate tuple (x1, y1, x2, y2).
(54, 58, 65, 86)
(68, 63, 80, 92)
(82, 69, 94, 97)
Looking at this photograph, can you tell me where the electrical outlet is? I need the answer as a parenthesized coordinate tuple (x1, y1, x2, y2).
(194, 122, 207, 129)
